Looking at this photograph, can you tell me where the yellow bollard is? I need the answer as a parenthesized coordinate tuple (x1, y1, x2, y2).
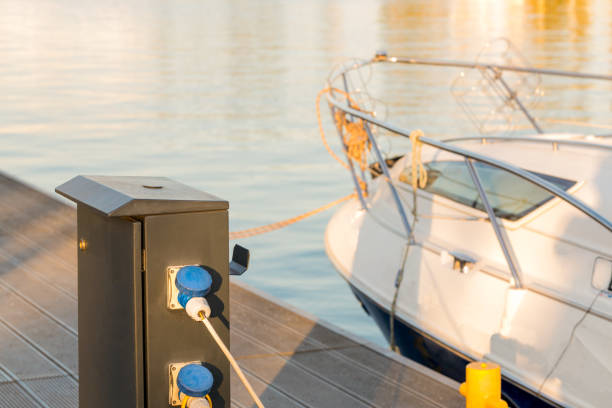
(459, 362, 508, 408)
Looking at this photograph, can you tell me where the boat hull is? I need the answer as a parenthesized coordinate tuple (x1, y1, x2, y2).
(348, 283, 559, 408)
(325, 183, 612, 408)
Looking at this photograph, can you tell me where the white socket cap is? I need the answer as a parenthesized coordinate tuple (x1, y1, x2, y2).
(185, 297, 211, 321)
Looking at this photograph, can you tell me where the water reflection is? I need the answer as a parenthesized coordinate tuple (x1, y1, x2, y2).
(0, 0, 610, 345)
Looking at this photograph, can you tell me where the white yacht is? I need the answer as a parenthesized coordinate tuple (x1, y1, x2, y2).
(321, 49, 612, 408)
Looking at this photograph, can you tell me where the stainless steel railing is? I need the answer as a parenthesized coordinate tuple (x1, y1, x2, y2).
(325, 54, 612, 287)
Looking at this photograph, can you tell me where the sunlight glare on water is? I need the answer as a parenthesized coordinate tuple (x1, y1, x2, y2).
(1, 0, 611, 345)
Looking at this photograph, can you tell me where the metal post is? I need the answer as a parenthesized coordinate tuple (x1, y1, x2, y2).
(329, 105, 368, 210)
(325, 97, 612, 234)
(363, 124, 413, 238)
(56, 176, 231, 407)
(389, 56, 612, 81)
(490, 68, 543, 134)
(339, 73, 369, 184)
(464, 159, 522, 288)
(341, 73, 351, 103)
(340, 74, 371, 203)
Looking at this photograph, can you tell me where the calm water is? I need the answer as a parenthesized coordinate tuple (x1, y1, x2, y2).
(1, 0, 611, 345)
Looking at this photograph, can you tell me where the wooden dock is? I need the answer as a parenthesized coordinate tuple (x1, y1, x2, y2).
(0, 172, 463, 408)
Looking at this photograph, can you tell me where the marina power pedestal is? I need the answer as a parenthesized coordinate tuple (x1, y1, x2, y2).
(56, 175, 230, 408)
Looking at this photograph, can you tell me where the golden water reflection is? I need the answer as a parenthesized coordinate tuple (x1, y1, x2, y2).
(0, 0, 610, 345)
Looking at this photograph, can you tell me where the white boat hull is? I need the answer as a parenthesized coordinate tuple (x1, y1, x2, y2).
(326, 154, 612, 408)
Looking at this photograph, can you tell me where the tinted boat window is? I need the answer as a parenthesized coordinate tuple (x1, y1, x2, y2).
(400, 161, 576, 221)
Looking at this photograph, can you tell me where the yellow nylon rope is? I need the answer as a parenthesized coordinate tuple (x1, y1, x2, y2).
(226, 87, 377, 241)
(316, 87, 371, 194)
(229, 193, 356, 239)
(409, 129, 428, 190)
(316, 88, 351, 171)
(180, 394, 213, 408)
(333, 110, 371, 171)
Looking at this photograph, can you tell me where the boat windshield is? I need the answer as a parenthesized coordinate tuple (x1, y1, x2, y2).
(400, 160, 576, 221)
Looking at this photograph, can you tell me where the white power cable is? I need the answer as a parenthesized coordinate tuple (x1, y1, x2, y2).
(185, 297, 211, 321)
(183, 297, 264, 408)
(198, 312, 265, 408)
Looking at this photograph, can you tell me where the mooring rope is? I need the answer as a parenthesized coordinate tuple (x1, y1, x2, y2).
(316, 88, 351, 171)
(228, 87, 375, 240)
(229, 193, 357, 239)
(409, 130, 428, 191)
(316, 87, 373, 195)
(230, 86, 434, 357)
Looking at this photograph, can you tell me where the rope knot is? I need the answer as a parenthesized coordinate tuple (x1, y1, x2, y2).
(335, 111, 371, 171)
(317, 87, 370, 198)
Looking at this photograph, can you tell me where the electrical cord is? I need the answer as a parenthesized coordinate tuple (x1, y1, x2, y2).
(198, 312, 265, 408)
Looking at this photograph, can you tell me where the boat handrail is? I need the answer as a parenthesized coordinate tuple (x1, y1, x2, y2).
(442, 136, 612, 152)
(326, 97, 612, 236)
(325, 54, 612, 288)
(376, 56, 612, 82)
(328, 53, 612, 136)
(329, 54, 612, 83)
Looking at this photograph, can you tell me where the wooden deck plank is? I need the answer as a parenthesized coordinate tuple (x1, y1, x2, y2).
(335, 346, 463, 408)
(231, 299, 357, 356)
(0, 207, 77, 274)
(0, 322, 67, 381)
(0, 171, 463, 407)
(231, 329, 372, 408)
(0, 287, 78, 376)
(24, 376, 79, 408)
(0, 266, 77, 332)
(0, 238, 77, 299)
(0, 382, 41, 408)
(230, 367, 306, 408)
(231, 283, 359, 350)
(230, 284, 462, 408)
(0, 226, 77, 273)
